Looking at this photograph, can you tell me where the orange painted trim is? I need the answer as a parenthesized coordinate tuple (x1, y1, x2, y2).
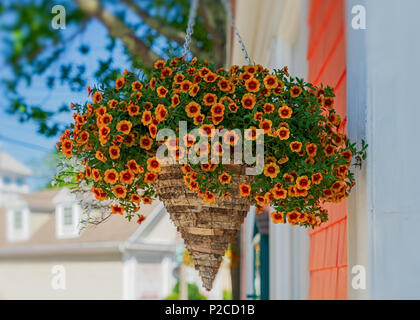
(307, 0, 341, 60)
(309, 216, 347, 236)
(310, 265, 348, 273)
(314, 26, 345, 85)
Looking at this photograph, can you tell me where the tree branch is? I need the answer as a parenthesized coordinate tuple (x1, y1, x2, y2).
(75, 0, 159, 67)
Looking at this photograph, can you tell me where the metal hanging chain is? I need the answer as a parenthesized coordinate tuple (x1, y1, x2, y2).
(221, 0, 252, 65)
(182, 0, 199, 57)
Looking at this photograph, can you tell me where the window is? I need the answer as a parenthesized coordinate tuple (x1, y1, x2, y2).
(63, 206, 73, 226)
(6, 208, 29, 242)
(16, 178, 25, 186)
(13, 210, 23, 230)
(56, 203, 80, 239)
(3, 177, 11, 185)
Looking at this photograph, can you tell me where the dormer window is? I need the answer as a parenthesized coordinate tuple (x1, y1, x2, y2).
(6, 207, 30, 242)
(56, 203, 81, 238)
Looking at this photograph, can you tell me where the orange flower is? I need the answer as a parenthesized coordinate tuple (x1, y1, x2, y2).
(154, 59, 165, 69)
(296, 176, 311, 190)
(198, 67, 210, 77)
(270, 212, 284, 224)
(111, 205, 124, 215)
(199, 124, 214, 137)
(99, 126, 111, 138)
(324, 97, 334, 109)
(109, 146, 120, 160)
(278, 104, 293, 119)
(264, 163, 280, 178)
(228, 103, 238, 113)
(112, 184, 127, 198)
(61, 139, 73, 157)
(287, 211, 300, 225)
(245, 78, 260, 92)
(203, 191, 216, 203)
(218, 172, 231, 185)
(108, 99, 118, 109)
(241, 93, 256, 109)
(160, 67, 172, 79)
(193, 114, 204, 125)
(149, 124, 157, 138)
(149, 77, 157, 89)
(254, 112, 263, 122)
(341, 150, 353, 163)
(305, 143, 317, 157)
(128, 104, 140, 116)
(283, 173, 294, 183)
(127, 160, 140, 174)
(141, 110, 153, 126)
(171, 94, 180, 107)
(203, 93, 217, 106)
(173, 73, 185, 83)
(239, 183, 251, 197)
(147, 157, 161, 173)
(244, 126, 258, 141)
(203, 72, 217, 83)
(120, 169, 135, 184)
(139, 135, 153, 150)
(277, 127, 290, 140)
(116, 120, 132, 134)
(212, 115, 224, 125)
(259, 119, 272, 133)
(95, 151, 107, 163)
(290, 141, 302, 153)
(223, 130, 240, 146)
(263, 103, 275, 114)
(92, 91, 103, 103)
(131, 194, 141, 205)
(115, 77, 125, 90)
(189, 84, 199, 97)
(142, 196, 152, 204)
(155, 104, 168, 123)
(239, 72, 253, 81)
(217, 78, 230, 92)
(290, 85, 302, 98)
(157, 86, 168, 98)
(137, 215, 146, 224)
(185, 102, 201, 118)
(180, 80, 193, 93)
(78, 131, 89, 144)
(311, 173, 323, 185)
(144, 172, 158, 183)
(131, 81, 143, 91)
(324, 144, 336, 157)
(263, 75, 278, 89)
(92, 169, 101, 182)
(210, 103, 225, 116)
(92, 187, 106, 201)
(104, 169, 118, 185)
(272, 187, 287, 200)
(255, 195, 266, 206)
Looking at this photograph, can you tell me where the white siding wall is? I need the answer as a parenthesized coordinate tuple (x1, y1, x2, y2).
(347, 0, 420, 299)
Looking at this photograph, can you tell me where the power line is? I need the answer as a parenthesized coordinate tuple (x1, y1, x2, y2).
(0, 134, 52, 153)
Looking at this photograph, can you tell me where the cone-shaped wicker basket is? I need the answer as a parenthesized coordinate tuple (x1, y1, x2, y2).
(155, 164, 253, 290)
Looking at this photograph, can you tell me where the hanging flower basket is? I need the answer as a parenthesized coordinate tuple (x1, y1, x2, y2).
(56, 57, 366, 289)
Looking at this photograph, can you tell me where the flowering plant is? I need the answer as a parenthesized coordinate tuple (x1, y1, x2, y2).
(56, 56, 366, 228)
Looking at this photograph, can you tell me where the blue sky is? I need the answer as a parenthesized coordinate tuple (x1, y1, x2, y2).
(0, 17, 129, 190)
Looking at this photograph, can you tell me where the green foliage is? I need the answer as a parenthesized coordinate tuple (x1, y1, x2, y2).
(163, 281, 207, 300)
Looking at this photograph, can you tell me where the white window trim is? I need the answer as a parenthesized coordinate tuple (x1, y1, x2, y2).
(55, 202, 81, 239)
(6, 207, 30, 242)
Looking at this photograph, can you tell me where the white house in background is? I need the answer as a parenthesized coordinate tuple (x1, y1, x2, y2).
(0, 150, 230, 300)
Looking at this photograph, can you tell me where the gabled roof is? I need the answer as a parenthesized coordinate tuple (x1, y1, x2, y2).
(0, 191, 177, 257)
(0, 151, 32, 176)
(21, 189, 59, 212)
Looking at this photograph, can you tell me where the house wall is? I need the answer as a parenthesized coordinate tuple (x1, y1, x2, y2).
(347, 0, 420, 299)
(306, 0, 348, 300)
(0, 255, 124, 299)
